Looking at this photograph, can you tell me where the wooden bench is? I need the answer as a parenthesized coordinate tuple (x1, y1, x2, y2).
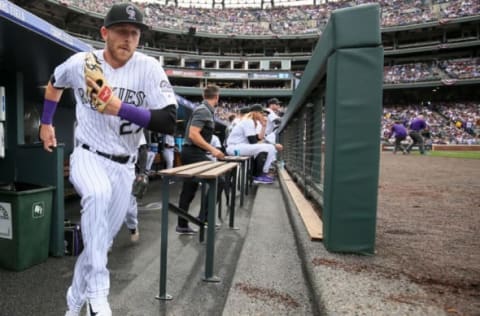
(157, 161, 239, 300)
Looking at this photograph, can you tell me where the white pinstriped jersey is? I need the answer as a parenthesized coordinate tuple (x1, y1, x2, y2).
(53, 49, 177, 156)
(226, 118, 257, 146)
(164, 134, 175, 147)
(265, 108, 280, 135)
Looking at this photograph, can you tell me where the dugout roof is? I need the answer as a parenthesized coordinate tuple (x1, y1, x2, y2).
(0, 0, 91, 93)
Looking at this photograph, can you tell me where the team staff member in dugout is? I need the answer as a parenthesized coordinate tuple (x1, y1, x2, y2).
(39, 3, 177, 316)
(176, 85, 225, 234)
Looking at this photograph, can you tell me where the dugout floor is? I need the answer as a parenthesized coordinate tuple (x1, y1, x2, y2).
(0, 177, 313, 316)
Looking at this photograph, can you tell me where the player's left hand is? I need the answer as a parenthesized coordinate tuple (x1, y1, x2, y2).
(85, 77, 121, 115)
(84, 52, 119, 114)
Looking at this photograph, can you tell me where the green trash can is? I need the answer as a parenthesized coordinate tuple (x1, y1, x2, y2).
(0, 182, 54, 271)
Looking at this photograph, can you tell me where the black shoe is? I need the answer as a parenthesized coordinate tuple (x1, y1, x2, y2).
(130, 228, 139, 242)
(175, 226, 198, 235)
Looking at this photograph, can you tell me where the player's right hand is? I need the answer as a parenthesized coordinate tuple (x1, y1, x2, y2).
(211, 148, 225, 160)
(39, 124, 57, 152)
(85, 76, 117, 114)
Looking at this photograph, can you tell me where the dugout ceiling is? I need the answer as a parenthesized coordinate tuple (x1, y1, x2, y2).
(0, 16, 69, 89)
(0, 5, 89, 99)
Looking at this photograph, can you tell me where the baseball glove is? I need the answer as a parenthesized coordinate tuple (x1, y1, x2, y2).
(132, 173, 149, 199)
(84, 52, 113, 112)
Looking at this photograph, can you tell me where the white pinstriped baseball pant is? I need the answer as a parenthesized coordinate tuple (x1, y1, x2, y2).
(66, 147, 135, 312)
(124, 194, 138, 231)
(226, 143, 277, 173)
(162, 147, 174, 169)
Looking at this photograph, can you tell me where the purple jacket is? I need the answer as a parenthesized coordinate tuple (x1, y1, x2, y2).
(410, 118, 427, 131)
(391, 124, 407, 138)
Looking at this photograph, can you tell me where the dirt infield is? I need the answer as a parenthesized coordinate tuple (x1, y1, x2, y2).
(374, 152, 480, 315)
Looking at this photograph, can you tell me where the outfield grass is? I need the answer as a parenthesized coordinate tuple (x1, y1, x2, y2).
(427, 151, 480, 159)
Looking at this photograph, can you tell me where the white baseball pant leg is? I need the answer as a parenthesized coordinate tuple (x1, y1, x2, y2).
(227, 143, 277, 173)
(162, 148, 174, 169)
(124, 194, 138, 230)
(66, 147, 134, 312)
(146, 151, 155, 171)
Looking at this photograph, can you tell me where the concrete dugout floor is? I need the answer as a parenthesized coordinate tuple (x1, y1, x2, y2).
(0, 177, 313, 316)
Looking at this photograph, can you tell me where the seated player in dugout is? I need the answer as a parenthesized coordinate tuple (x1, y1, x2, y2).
(225, 104, 278, 184)
(265, 98, 283, 143)
(263, 98, 284, 174)
(254, 103, 283, 152)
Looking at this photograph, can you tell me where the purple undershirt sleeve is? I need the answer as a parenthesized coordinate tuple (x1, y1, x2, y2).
(118, 102, 151, 128)
(41, 99, 58, 125)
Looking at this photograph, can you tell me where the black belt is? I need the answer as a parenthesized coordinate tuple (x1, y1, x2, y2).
(81, 144, 131, 164)
(164, 144, 175, 149)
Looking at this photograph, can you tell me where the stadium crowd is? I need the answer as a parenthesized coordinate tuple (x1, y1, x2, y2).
(205, 100, 480, 145)
(384, 58, 480, 83)
(59, 0, 480, 36)
(439, 58, 480, 80)
(384, 62, 440, 84)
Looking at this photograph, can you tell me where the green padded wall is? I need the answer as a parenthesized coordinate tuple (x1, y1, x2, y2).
(279, 4, 383, 254)
(323, 47, 384, 254)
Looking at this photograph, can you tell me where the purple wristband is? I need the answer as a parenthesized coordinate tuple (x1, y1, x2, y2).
(41, 99, 58, 124)
(118, 102, 151, 128)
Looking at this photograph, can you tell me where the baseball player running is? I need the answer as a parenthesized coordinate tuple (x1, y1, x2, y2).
(39, 3, 177, 316)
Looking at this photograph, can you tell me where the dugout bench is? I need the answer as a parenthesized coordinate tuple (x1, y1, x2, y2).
(157, 160, 240, 300)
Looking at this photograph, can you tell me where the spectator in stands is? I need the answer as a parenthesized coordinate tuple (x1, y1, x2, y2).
(406, 114, 428, 155)
(176, 85, 224, 234)
(61, 0, 480, 37)
(389, 120, 408, 154)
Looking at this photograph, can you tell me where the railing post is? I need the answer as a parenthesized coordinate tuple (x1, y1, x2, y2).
(203, 178, 220, 282)
(229, 166, 239, 230)
(239, 160, 245, 206)
(156, 175, 172, 300)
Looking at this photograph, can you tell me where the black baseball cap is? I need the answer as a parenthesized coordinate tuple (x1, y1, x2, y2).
(104, 3, 148, 30)
(267, 98, 281, 106)
(239, 107, 250, 114)
(250, 104, 269, 114)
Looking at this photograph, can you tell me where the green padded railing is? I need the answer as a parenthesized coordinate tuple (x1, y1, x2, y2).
(279, 4, 383, 255)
